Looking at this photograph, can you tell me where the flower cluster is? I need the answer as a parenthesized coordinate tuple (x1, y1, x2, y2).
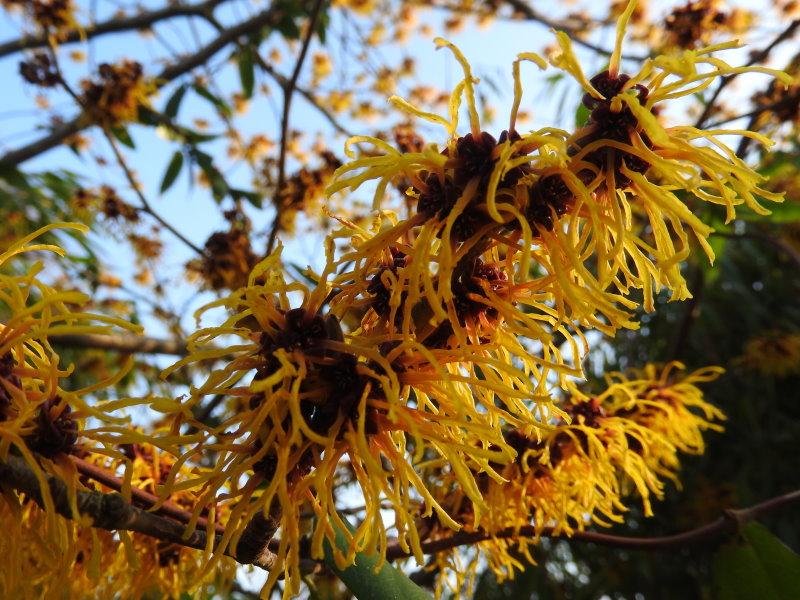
(420, 363, 724, 594)
(145, 3, 787, 597)
(2, 0, 76, 38)
(79, 60, 154, 126)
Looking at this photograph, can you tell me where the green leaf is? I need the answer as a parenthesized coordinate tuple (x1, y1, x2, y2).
(323, 518, 433, 600)
(192, 84, 232, 118)
(237, 46, 256, 99)
(0, 165, 31, 190)
(183, 130, 220, 145)
(165, 84, 188, 118)
(713, 522, 800, 600)
(738, 201, 800, 224)
(229, 187, 262, 208)
(192, 150, 228, 202)
(316, 7, 330, 44)
(110, 126, 135, 149)
(160, 151, 184, 194)
(575, 102, 590, 127)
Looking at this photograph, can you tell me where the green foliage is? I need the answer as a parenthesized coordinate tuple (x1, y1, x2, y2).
(713, 523, 800, 600)
(323, 519, 433, 600)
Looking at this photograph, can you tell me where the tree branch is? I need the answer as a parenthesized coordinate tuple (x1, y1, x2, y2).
(1, 2, 290, 167)
(385, 489, 800, 560)
(266, 0, 327, 255)
(0, 0, 229, 58)
(500, 0, 648, 61)
(0, 453, 276, 570)
(70, 455, 224, 534)
(50, 333, 191, 356)
(695, 18, 800, 129)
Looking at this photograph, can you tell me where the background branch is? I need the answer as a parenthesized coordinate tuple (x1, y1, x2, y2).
(266, 0, 327, 255)
(1, 2, 290, 167)
(50, 333, 191, 356)
(0, 0, 228, 58)
(385, 489, 800, 560)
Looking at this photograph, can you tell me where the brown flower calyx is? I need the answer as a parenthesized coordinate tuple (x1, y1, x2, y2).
(575, 70, 655, 188)
(565, 397, 607, 427)
(26, 397, 79, 458)
(80, 60, 145, 123)
(525, 174, 574, 233)
(301, 353, 373, 436)
(452, 259, 508, 324)
(367, 247, 408, 319)
(501, 428, 563, 474)
(415, 130, 531, 242)
(19, 53, 60, 88)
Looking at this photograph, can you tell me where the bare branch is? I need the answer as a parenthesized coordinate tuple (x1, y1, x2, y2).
(266, 0, 327, 254)
(51, 333, 191, 356)
(696, 18, 800, 129)
(0, 0, 229, 58)
(70, 456, 225, 534)
(500, 0, 648, 61)
(103, 130, 206, 256)
(1, 3, 291, 167)
(0, 453, 277, 570)
(384, 489, 800, 560)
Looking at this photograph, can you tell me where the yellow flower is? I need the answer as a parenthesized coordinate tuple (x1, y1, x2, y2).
(736, 331, 800, 377)
(0, 224, 139, 529)
(420, 362, 724, 588)
(159, 244, 566, 596)
(327, 0, 789, 338)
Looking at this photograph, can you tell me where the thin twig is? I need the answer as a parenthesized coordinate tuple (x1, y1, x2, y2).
(266, 0, 327, 255)
(51, 332, 191, 356)
(0, 0, 228, 58)
(201, 13, 352, 137)
(501, 0, 648, 61)
(384, 488, 800, 560)
(103, 130, 206, 256)
(695, 19, 800, 129)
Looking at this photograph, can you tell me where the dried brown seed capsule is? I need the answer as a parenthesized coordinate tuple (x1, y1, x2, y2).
(525, 174, 573, 232)
(19, 53, 60, 87)
(452, 131, 498, 186)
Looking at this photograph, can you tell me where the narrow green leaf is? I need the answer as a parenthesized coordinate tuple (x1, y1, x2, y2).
(316, 8, 330, 44)
(192, 150, 229, 202)
(713, 522, 800, 600)
(0, 165, 31, 190)
(323, 518, 433, 600)
(238, 46, 256, 99)
(110, 126, 135, 149)
(160, 151, 184, 194)
(184, 130, 220, 144)
(229, 187, 263, 208)
(192, 84, 233, 117)
(165, 84, 188, 118)
(274, 13, 301, 39)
